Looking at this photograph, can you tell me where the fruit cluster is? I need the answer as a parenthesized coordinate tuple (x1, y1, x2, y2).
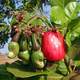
(8, 12, 66, 70)
(8, 25, 46, 69)
(8, 23, 66, 70)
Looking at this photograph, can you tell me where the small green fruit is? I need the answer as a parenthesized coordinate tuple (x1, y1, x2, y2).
(31, 50, 45, 69)
(19, 50, 30, 64)
(8, 51, 16, 59)
(8, 41, 19, 56)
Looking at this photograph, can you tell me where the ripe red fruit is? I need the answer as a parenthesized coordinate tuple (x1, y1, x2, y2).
(41, 31, 66, 61)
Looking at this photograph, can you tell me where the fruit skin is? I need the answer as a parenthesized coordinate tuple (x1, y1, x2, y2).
(18, 50, 30, 64)
(8, 41, 19, 56)
(31, 50, 45, 69)
(41, 31, 66, 62)
(8, 51, 16, 59)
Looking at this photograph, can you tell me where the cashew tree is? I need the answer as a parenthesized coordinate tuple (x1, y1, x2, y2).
(0, 0, 80, 80)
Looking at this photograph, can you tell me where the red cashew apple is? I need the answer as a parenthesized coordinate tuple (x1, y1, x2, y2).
(41, 31, 66, 61)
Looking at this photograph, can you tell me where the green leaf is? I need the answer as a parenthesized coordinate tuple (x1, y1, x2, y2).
(0, 69, 16, 80)
(50, 1, 79, 26)
(65, 17, 80, 47)
(65, 2, 79, 20)
(64, 0, 76, 7)
(31, 19, 43, 26)
(67, 17, 80, 40)
(67, 43, 80, 59)
(0, 64, 7, 70)
(49, 0, 76, 7)
(7, 61, 63, 79)
(68, 17, 80, 30)
(65, 31, 72, 47)
(7, 61, 47, 78)
(17, 73, 63, 80)
(56, 61, 68, 76)
(50, 6, 68, 25)
(77, 3, 80, 13)
(49, 0, 64, 7)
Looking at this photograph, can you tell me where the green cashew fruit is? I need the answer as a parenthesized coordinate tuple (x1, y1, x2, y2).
(31, 50, 45, 69)
(8, 41, 19, 56)
(18, 50, 30, 64)
(8, 51, 16, 59)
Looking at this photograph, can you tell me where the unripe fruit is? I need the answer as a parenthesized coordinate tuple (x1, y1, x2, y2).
(18, 50, 30, 64)
(8, 41, 19, 56)
(31, 50, 45, 69)
(8, 51, 16, 59)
